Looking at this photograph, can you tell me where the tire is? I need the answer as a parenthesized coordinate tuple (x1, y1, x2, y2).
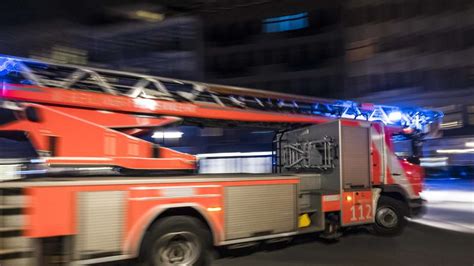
(372, 196, 408, 236)
(139, 216, 212, 266)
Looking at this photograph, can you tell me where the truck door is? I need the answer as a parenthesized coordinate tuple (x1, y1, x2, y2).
(340, 124, 371, 190)
(339, 122, 375, 226)
(370, 124, 386, 185)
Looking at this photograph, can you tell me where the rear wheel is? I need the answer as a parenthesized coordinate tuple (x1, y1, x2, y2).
(372, 196, 408, 236)
(140, 216, 212, 266)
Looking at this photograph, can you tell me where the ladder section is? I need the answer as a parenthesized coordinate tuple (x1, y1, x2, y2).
(0, 187, 34, 266)
(0, 56, 442, 131)
(273, 131, 336, 174)
(281, 136, 336, 170)
(0, 103, 197, 171)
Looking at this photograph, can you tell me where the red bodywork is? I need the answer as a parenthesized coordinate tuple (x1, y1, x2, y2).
(0, 82, 424, 197)
(24, 178, 299, 254)
(0, 84, 331, 170)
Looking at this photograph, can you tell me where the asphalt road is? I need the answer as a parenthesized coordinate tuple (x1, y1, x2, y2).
(213, 223, 474, 266)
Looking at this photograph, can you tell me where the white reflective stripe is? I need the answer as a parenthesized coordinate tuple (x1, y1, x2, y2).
(129, 194, 221, 201)
(197, 151, 273, 158)
(130, 185, 221, 190)
(323, 195, 340, 201)
(370, 126, 385, 183)
(45, 157, 113, 161)
(0, 164, 21, 181)
(162, 187, 195, 197)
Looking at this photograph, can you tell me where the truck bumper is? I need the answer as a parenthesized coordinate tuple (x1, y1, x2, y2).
(408, 198, 426, 218)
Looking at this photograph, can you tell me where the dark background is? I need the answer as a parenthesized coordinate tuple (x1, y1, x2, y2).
(1, 0, 473, 174)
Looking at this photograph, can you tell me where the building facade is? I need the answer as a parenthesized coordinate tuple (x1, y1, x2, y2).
(344, 0, 474, 175)
(201, 0, 345, 97)
(1, 0, 472, 175)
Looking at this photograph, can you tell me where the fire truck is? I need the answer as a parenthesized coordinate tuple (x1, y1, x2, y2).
(0, 56, 442, 265)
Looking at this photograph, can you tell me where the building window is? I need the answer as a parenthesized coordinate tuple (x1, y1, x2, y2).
(440, 113, 464, 130)
(468, 105, 474, 125)
(468, 114, 474, 126)
(263, 12, 309, 33)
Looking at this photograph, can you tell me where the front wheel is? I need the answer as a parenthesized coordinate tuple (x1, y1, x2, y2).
(372, 196, 408, 236)
(140, 216, 212, 266)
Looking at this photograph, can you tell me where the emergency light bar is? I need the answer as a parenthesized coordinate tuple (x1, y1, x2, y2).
(0, 55, 443, 131)
(313, 100, 443, 131)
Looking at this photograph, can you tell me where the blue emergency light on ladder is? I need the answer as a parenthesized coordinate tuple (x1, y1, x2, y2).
(312, 99, 443, 131)
(0, 55, 443, 132)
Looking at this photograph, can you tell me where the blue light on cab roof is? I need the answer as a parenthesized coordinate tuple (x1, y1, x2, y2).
(388, 111, 402, 122)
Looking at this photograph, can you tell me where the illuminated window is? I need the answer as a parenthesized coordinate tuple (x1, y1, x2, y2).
(263, 12, 308, 33)
(440, 113, 463, 129)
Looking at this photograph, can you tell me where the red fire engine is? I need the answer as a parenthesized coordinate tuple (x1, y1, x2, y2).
(0, 56, 442, 265)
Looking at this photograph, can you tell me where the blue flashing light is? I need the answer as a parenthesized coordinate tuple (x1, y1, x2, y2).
(388, 111, 402, 122)
(312, 100, 443, 131)
(263, 12, 308, 33)
(0, 57, 19, 76)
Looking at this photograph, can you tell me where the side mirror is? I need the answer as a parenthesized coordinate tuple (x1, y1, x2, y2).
(406, 156, 420, 165)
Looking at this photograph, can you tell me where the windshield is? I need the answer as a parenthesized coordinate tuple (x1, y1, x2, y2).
(392, 136, 414, 158)
(392, 133, 423, 165)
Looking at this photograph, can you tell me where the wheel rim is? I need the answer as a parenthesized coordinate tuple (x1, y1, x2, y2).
(154, 231, 200, 266)
(376, 207, 398, 228)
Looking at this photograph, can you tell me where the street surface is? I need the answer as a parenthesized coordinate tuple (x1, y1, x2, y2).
(214, 223, 474, 266)
(214, 178, 474, 266)
(112, 178, 473, 266)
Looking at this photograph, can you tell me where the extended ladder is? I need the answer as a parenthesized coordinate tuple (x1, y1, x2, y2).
(0, 56, 442, 131)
